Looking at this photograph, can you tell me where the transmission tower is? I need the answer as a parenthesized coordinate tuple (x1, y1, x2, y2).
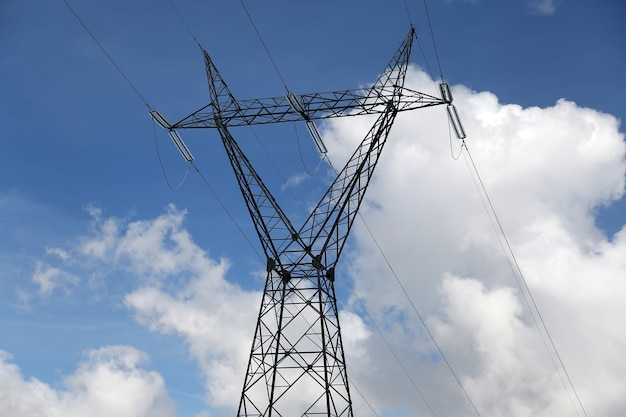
(151, 27, 459, 417)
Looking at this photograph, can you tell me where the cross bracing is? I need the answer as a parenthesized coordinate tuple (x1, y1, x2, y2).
(153, 26, 451, 417)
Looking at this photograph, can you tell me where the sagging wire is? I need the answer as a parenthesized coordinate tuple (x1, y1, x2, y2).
(62, 0, 150, 109)
(334, 259, 440, 417)
(459, 142, 588, 417)
(63, 0, 263, 265)
(321, 155, 442, 417)
(167, 0, 202, 48)
(448, 122, 465, 160)
(240, 0, 329, 161)
(356, 213, 482, 417)
(149, 108, 265, 264)
(152, 119, 192, 191)
(239, 0, 289, 93)
(403, 0, 436, 83)
(294, 123, 325, 177)
(438, 74, 587, 417)
(421, 0, 445, 83)
(429, 23, 587, 413)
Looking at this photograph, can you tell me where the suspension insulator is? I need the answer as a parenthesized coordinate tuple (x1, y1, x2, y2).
(168, 130, 194, 162)
(447, 105, 466, 140)
(439, 82, 453, 104)
(149, 109, 172, 129)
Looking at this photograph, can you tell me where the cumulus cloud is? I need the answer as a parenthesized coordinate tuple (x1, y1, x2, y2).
(74, 204, 263, 409)
(76, 205, 371, 412)
(528, 0, 559, 15)
(323, 65, 626, 416)
(32, 261, 79, 295)
(0, 346, 176, 417)
(448, 0, 561, 15)
(7, 65, 625, 417)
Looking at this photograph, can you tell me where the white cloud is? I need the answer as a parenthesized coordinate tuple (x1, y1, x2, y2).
(0, 346, 176, 417)
(528, 0, 559, 15)
(8, 65, 626, 417)
(71, 202, 376, 414)
(282, 171, 308, 190)
(447, 0, 561, 15)
(324, 65, 626, 416)
(46, 247, 71, 262)
(76, 204, 262, 409)
(32, 261, 79, 295)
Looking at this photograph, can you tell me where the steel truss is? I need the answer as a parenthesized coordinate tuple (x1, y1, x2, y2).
(155, 27, 449, 417)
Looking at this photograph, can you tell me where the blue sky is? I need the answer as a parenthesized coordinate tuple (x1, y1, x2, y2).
(1, 1, 625, 417)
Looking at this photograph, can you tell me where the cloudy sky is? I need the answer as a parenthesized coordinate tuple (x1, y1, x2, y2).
(1, 1, 625, 416)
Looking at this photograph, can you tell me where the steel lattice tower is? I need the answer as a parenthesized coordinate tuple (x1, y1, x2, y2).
(152, 27, 456, 417)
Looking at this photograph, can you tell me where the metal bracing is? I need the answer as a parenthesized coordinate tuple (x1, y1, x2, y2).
(172, 28, 445, 130)
(171, 86, 443, 129)
(163, 27, 446, 417)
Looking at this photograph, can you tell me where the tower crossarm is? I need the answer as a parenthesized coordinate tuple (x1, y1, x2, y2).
(170, 86, 445, 129)
(169, 27, 446, 130)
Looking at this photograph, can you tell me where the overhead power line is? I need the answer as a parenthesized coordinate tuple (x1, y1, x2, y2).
(62, 0, 151, 108)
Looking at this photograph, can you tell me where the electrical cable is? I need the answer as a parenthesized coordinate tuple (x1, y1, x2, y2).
(334, 262, 439, 417)
(63, 0, 264, 267)
(459, 143, 589, 417)
(418, 2, 588, 404)
(347, 375, 381, 417)
(402, 0, 442, 113)
(448, 116, 464, 161)
(410, 0, 586, 413)
(294, 124, 324, 177)
(357, 214, 484, 417)
(458, 144, 583, 417)
(403, 0, 414, 27)
(321, 156, 441, 417)
(167, 0, 201, 47)
(190, 161, 264, 263)
(421, 0, 445, 82)
(239, 0, 289, 93)
(62, 0, 151, 109)
(152, 120, 192, 191)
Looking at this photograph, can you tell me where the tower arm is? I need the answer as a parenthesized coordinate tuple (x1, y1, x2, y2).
(170, 27, 446, 130)
(170, 87, 445, 129)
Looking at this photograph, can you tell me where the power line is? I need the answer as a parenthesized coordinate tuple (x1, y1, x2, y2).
(411, 0, 587, 408)
(335, 260, 440, 417)
(167, 0, 201, 47)
(357, 214, 484, 417)
(460, 142, 589, 417)
(190, 161, 265, 263)
(421, 0, 445, 82)
(62, 0, 151, 109)
(239, 0, 289, 92)
(152, 120, 192, 191)
(320, 158, 442, 417)
(63, 0, 264, 267)
(407, 1, 587, 409)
